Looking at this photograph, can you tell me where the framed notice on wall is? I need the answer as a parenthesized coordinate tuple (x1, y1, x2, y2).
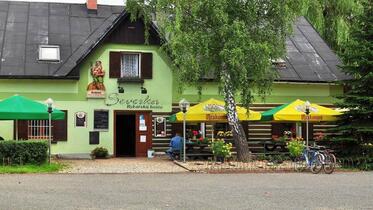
(94, 110, 109, 131)
(89, 131, 100, 145)
(75, 112, 87, 127)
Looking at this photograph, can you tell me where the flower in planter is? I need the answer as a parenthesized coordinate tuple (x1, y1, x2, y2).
(210, 139, 233, 160)
(217, 131, 225, 137)
(314, 132, 325, 141)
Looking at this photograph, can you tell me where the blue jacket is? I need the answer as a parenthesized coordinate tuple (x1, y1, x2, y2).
(170, 135, 183, 151)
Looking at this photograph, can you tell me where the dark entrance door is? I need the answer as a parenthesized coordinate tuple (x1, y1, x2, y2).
(115, 114, 136, 157)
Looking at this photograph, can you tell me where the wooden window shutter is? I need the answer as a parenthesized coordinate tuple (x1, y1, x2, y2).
(109, 51, 121, 78)
(15, 120, 28, 140)
(52, 110, 68, 141)
(141, 53, 153, 79)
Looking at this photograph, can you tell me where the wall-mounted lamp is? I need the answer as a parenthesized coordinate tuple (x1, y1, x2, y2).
(141, 87, 147, 94)
(118, 86, 124, 93)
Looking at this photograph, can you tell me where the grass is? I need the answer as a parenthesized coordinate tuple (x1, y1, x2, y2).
(0, 162, 65, 174)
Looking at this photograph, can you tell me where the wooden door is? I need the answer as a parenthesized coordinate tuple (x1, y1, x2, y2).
(135, 112, 152, 157)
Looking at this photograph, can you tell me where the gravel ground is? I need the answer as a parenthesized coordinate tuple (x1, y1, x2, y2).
(177, 160, 297, 172)
(0, 172, 372, 210)
(58, 157, 188, 173)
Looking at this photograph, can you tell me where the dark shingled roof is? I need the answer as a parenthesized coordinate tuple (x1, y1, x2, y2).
(0, 2, 349, 82)
(276, 17, 350, 82)
(0, 1, 125, 79)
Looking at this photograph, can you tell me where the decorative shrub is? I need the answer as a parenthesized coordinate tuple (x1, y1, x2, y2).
(211, 139, 232, 159)
(286, 139, 305, 158)
(0, 140, 48, 165)
(91, 147, 109, 159)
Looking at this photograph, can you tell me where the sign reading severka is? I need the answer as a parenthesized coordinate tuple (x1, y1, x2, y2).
(105, 93, 163, 110)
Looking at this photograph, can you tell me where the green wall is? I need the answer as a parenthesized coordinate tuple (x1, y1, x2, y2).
(172, 81, 344, 104)
(0, 43, 173, 155)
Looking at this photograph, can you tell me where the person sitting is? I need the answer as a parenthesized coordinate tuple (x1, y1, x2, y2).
(165, 133, 183, 160)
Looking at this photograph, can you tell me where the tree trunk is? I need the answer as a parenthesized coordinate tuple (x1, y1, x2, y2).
(222, 68, 251, 162)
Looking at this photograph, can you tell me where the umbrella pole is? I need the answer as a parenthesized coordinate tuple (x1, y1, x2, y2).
(212, 123, 214, 140)
(16, 119, 18, 141)
(306, 115, 309, 149)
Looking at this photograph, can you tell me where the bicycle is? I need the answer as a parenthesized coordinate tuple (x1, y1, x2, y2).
(294, 146, 324, 174)
(318, 146, 336, 174)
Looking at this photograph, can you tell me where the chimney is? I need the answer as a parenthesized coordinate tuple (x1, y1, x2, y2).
(86, 0, 97, 14)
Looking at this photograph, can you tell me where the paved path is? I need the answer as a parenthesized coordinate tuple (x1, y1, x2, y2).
(0, 172, 372, 210)
(58, 157, 187, 173)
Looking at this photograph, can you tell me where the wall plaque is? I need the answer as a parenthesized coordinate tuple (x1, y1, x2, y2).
(75, 112, 87, 127)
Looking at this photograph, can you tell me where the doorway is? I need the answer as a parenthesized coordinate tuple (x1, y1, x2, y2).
(115, 114, 136, 157)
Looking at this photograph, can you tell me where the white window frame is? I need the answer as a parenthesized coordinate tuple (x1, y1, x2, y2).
(153, 116, 167, 137)
(38, 45, 60, 62)
(120, 53, 141, 78)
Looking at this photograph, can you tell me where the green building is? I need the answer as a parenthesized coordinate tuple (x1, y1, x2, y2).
(0, 1, 348, 157)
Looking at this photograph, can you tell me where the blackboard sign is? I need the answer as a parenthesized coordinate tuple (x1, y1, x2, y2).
(89, 131, 99, 145)
(94, 110, 109, 130)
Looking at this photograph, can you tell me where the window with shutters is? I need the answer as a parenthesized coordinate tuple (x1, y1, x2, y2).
(16, 110, 68, 141)
(110, 51, 152, 81)
(121, 53, 140, 78)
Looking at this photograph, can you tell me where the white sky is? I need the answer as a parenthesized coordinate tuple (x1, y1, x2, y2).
(0, 0, 126, 6)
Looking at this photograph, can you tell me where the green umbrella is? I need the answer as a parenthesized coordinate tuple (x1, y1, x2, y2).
(168, 114, 177, 123)
(0, 95, 65, 140)
(0, 95, 65, 120)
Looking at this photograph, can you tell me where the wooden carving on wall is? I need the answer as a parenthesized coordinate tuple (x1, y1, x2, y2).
(87, 61, 106, 98)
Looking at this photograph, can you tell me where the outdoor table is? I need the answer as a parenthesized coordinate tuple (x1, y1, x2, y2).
(185, 142, 213, 160)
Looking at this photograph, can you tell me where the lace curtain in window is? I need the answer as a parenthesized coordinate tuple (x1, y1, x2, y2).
(121, 54, 139, 78)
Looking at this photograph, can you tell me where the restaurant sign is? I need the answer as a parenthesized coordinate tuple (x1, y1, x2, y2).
(105, 93, 163, 110)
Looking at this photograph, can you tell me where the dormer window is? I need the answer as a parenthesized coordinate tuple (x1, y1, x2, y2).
(39, 45, 60, 62)
(272, 58, 286, 69)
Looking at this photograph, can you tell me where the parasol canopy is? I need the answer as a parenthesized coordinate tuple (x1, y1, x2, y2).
(169, 98, 261, 122)
(261, 99, 341, 122)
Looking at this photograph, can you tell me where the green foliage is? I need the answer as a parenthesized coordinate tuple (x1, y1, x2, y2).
(330, 1, 373, 144)
(0, 140, 48, 165)
(286, 140, 305, 157)
(126, 0, 305, 105)
(91, 147, 109, 159)
(303, 0, 364, 53)
(211, 139, 232, 158)
(0, 163, 64, 174)
(126, 0, 304, 161)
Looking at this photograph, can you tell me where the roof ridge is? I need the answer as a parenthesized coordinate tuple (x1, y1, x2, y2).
(2, 0, 124, 6)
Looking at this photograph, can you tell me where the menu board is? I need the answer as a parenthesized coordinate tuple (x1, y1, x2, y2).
(89, 131, 99, 145)
(94, 110, 109, 130)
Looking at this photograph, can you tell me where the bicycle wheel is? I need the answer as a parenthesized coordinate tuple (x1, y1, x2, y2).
(310, 153, 323, 174)
(323, 153, 336, 174)
(294, 156, 306, 172)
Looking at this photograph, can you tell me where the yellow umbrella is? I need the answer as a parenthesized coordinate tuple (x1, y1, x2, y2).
(171, 98, 261, 122)
(261, 99, 342, 122)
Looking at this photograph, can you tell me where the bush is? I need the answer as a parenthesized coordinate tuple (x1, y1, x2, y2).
(0, 140, 48, 165)
(91, 147, 109, 159)
(286, 140, 305, 158)
(211, 139, 232, 159)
